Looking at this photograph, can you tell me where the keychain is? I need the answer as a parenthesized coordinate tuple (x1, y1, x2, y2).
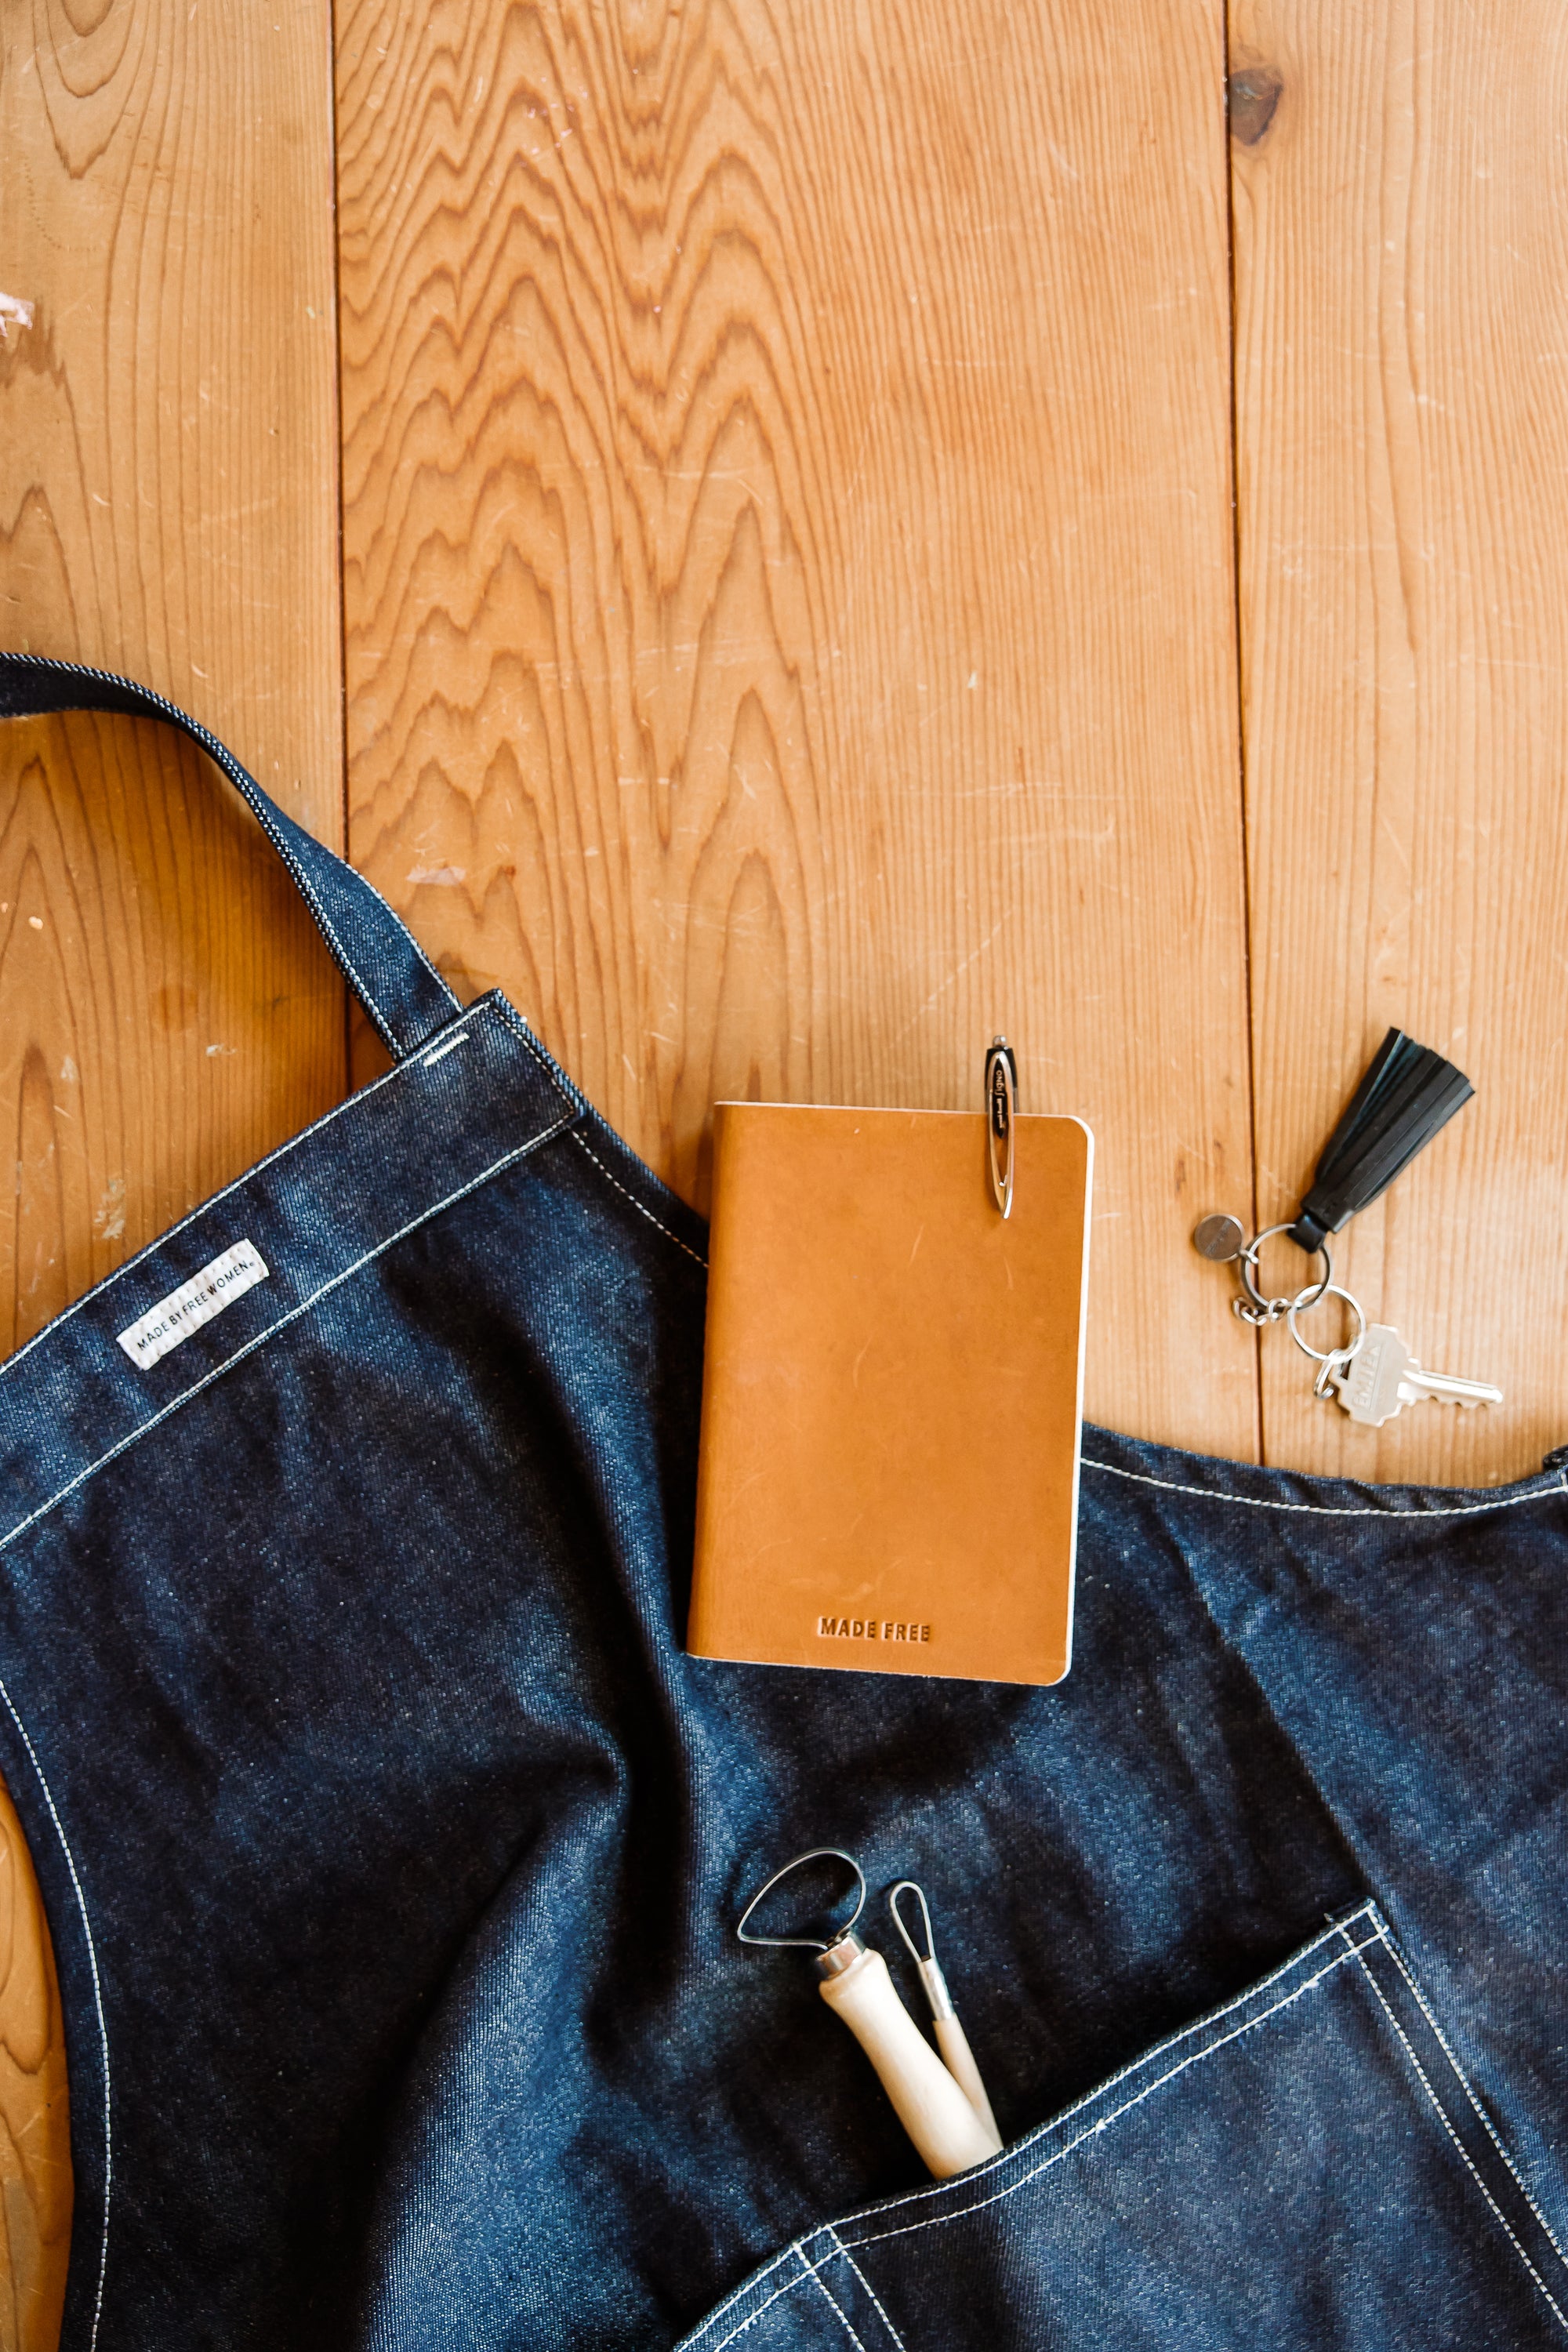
(1282, 1283, 1502, 1427)
(737, 1848, 1004, 2179)
(1195, 1027, 1473, 1316)
(1192, 1029, 1500, 1424)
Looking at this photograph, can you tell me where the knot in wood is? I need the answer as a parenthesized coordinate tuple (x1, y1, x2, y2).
(1227, 67, 1283, 147)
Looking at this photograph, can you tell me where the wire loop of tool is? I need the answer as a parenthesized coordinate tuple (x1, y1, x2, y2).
(736, 1848, 866, 1951)
(888, 1879, 957, 2022)
(888, 1880, 936, 1967)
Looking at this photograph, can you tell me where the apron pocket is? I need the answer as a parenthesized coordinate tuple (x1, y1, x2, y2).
(677, 1901, 1568, 2352)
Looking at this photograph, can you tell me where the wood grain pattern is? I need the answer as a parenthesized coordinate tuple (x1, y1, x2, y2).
(0, 0, 350, 2336)
(11, 0, 1568, 2330)
(1230, 0, 1568, 1482)
(0, 716, 347, 1353)
(0, 0, 350, 1355)
(335, 0, 1258, 1455)
(0, 1784, 69, 2352)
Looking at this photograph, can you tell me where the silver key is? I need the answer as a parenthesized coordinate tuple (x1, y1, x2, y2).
(1330, 1324, 1503, 1428)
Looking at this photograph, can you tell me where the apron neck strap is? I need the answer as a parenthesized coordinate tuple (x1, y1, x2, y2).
(0, 653, 461, 1060)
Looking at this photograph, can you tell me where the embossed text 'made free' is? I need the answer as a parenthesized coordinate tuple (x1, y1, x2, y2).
(816, 1615, 931, 1644)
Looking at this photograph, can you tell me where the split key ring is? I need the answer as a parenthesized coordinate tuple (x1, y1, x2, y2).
(1232, 1222, 1332, 1327)
(1286, 1281, 1367, 1396)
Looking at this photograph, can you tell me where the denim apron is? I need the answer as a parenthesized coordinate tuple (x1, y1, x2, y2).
(1, 652, 1566, 2352)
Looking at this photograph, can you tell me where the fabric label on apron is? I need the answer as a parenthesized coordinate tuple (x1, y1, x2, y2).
(116, 1241, 270, 1369)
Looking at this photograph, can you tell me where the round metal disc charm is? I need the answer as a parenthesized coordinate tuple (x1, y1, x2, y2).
(1192, 1212, 1245, 1261)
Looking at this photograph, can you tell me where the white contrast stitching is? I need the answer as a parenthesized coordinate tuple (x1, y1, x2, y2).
(676, 2243, 806, 2352)
(804, 2248, 868, 2351)
(1082, 1455, 1562, 1522)
(568, 1130, 708, 1270)
(489, 1003, 601, 1134)
(1373, 1929, 1568, 2278)
(421, 1031, 470, 1068)
(0, 1670, 111, 2350)
(829, 2227, 908, 2351)
(485, 1000, 708, 1272)
(840, 1929, 1381, 2254)
(0, 1021, 434, 1391)
(835, 1904, 1381, 2232)
(0, 996, 554, 1395)
(0, 1115, 574, 1558)
(699, 2257, 818, 2352)
(0, 1109, 572, 2352)
(321, 839, 457, 1006)
(261, 824, 400, 1051)
(488, 993, 583, 1083)
(1349, 1932, 1568, 2333)
(483, 1002, 706, 1272)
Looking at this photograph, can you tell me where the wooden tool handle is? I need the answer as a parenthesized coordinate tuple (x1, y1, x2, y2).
(933, 2011, 1001, 2143)
(818, 1946, 1003, 2177)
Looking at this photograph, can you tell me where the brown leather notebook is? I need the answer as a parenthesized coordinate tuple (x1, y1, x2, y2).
(687, 1104, 1093, 1686)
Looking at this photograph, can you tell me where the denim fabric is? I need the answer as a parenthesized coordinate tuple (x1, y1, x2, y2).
(1, 659, 1566, 2350)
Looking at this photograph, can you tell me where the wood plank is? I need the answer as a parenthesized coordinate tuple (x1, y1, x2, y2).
(336, 0, 1257, 1455)
(1230, 0, 1568, 1483)
(0, 1, 349, 1358)
(0, 1783, 69, 2352)
(0, 2, 350, 2333)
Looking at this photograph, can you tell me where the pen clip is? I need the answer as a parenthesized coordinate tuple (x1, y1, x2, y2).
(985, 1036, 1018, 1218)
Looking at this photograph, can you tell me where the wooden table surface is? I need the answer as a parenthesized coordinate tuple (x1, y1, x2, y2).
(5, 0, 1568, 2336)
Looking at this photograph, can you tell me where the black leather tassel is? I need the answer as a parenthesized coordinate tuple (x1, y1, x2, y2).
(1287, 1029, 1473, 1251)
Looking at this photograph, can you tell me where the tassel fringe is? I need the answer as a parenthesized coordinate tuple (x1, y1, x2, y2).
(1288, 1029, 1473, 1251)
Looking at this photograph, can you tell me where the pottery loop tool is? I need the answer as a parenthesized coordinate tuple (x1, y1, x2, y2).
(887, 1879, 1000, 2142)
(737, 1849, 1004, 2180)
